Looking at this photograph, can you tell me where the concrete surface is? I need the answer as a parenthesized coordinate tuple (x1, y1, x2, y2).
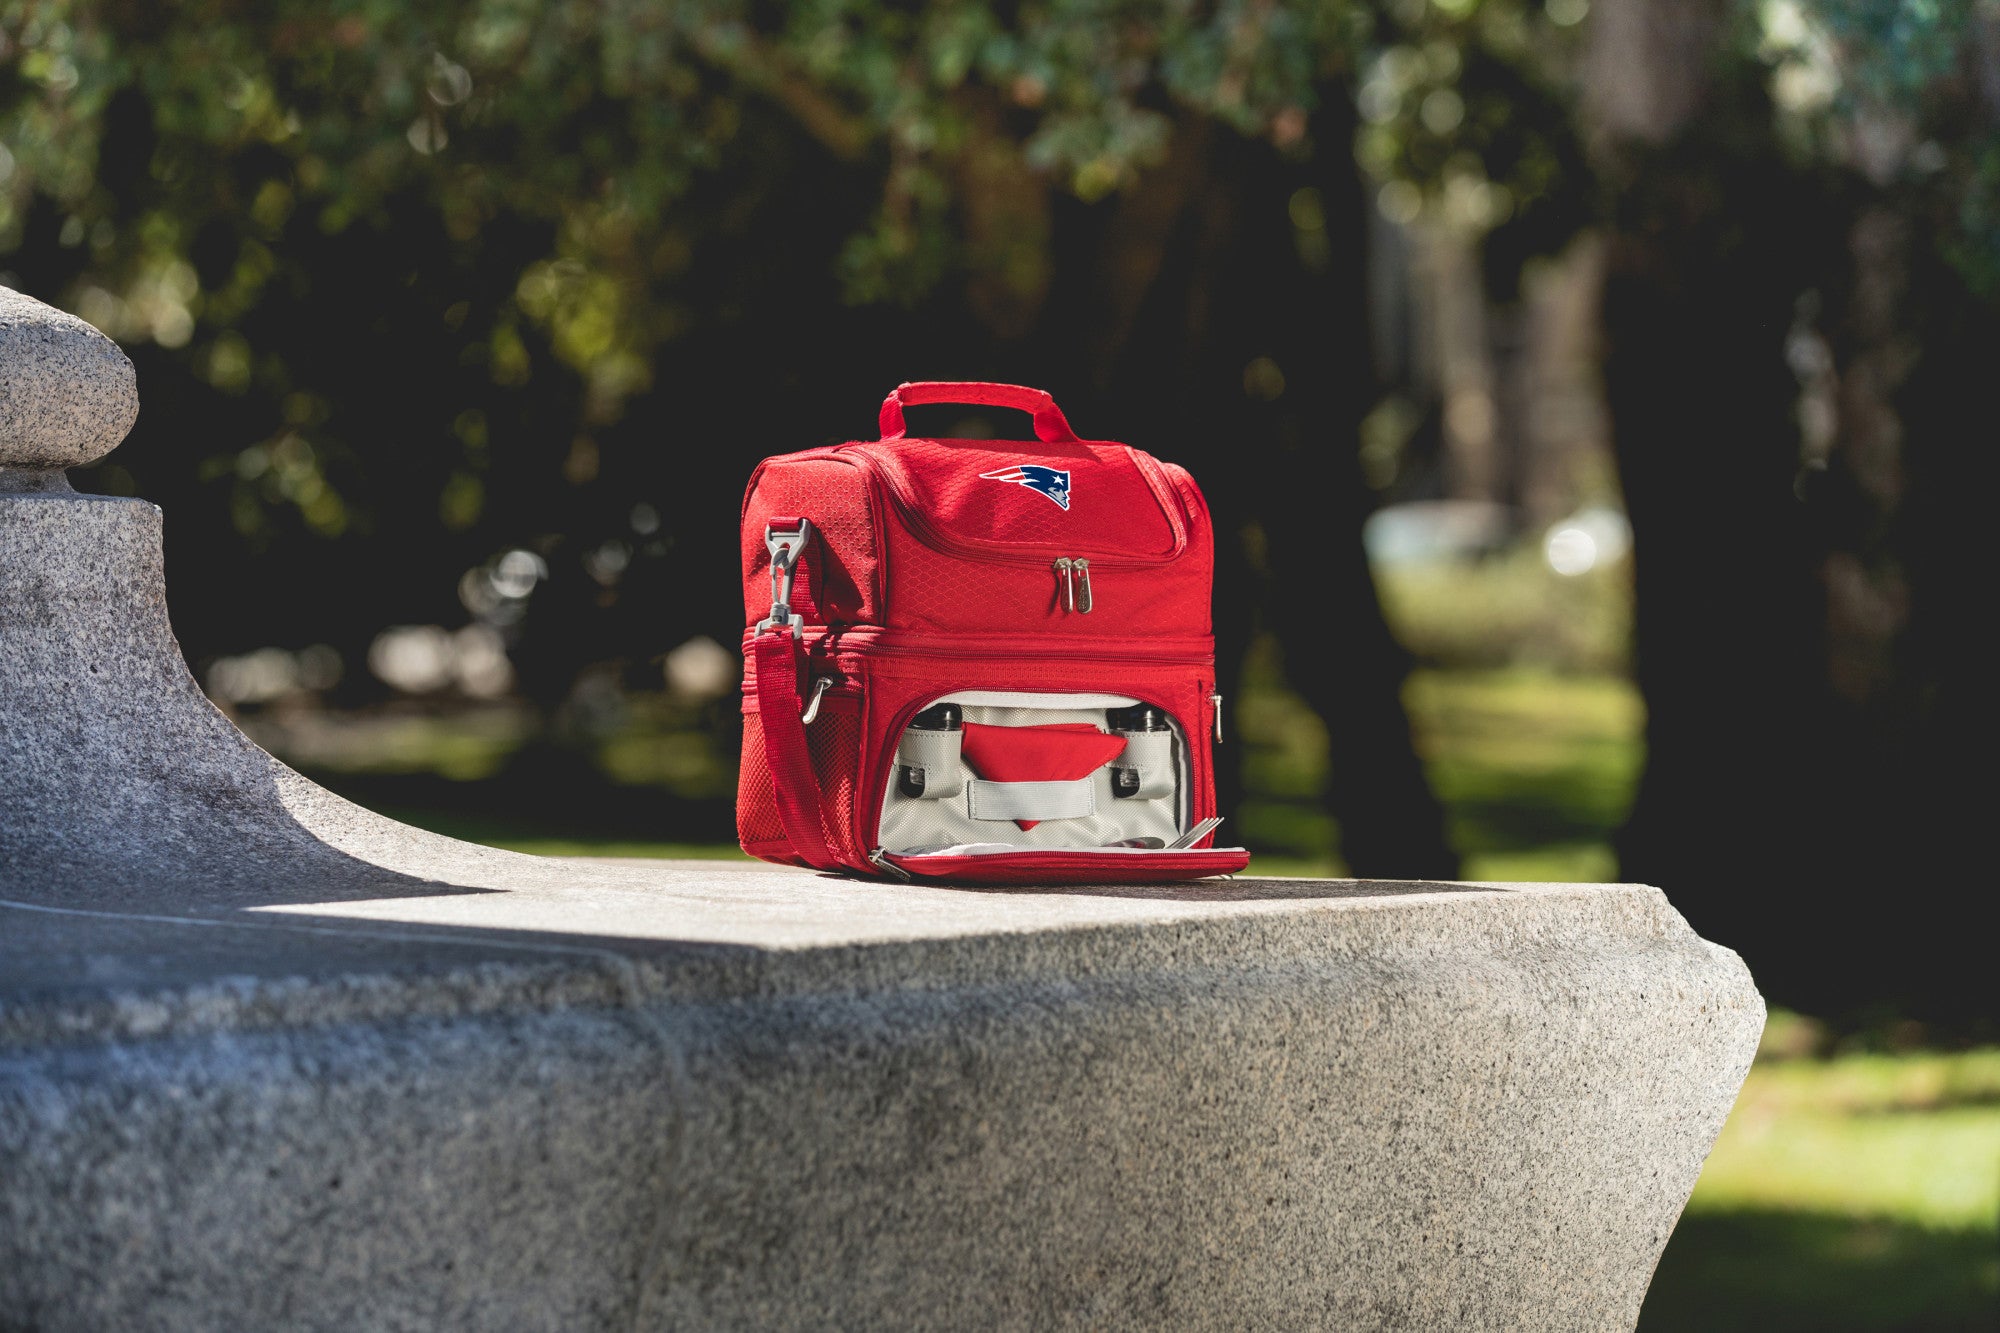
(2, 869, 1762, 1332)
(0, 285, 139, 475)
(0, 283, 1764, 1330)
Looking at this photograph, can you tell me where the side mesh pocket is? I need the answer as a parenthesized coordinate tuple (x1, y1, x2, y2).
(805, 700, 865, 866)
(736, 710, 795, 860)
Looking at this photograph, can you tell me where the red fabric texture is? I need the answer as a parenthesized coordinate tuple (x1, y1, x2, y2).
(740, 456, 877, 625)
(958, 722, 1127, 829)
(751, 632, 843, 871)
(737, 440, 1210, 641)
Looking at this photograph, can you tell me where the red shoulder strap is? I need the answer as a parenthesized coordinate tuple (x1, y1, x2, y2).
(751, 629, 845, 871)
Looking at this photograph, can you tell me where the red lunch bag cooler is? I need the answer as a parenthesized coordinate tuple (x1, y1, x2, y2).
(737, 381, 1250, 884)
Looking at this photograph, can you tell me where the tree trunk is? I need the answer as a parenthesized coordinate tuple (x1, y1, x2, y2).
(1584, 0, 1987, 1016)
(1036, 95, 1458, 877)
(1584, 0, 1831, 997)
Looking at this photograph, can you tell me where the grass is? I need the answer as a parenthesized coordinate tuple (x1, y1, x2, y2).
(466, 836, 751, 861)
(367, 806, 754, 863)
(1641, 1038, 2000, 1331)
(1405, 667, 1643, 878)
(1373, 545, 1634, 676)
(1643, 1211, 1998, 1332)
(346, 664, 1644, 881)
(1234, 662, 1643, 882)
(1694, 1051, 2000, 1227)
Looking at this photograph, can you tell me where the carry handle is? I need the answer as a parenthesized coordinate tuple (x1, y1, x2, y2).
(878, 381, 1079, 443)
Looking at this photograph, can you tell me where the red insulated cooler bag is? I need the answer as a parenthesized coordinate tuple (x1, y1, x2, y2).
(737, 381, 1250, 884)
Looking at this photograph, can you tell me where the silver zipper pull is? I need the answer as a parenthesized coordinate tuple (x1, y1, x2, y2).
(1072, 558, 1092, 613)
(1210, 691, 1224, 743)
(1054, 557, 1074, 612)
(868, 848, 913, 881)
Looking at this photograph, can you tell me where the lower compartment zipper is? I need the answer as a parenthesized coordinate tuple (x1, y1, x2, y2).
(816, 630, 1211, 663)
(875, 845, 1251, 883)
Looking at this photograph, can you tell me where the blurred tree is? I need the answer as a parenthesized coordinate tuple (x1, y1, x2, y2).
(1582, 0, 1994, 1017)
(1, 0, 1578, 872)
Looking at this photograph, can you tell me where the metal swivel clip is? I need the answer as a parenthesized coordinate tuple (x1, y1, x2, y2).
(755, 519, 816, 639)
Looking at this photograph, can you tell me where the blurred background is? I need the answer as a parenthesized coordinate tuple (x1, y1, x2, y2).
(3, 1, 1994, 1325)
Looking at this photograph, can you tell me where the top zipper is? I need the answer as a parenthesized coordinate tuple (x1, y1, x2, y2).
(1053, 557, 1094, 613)
(812, 628, 1213, 662)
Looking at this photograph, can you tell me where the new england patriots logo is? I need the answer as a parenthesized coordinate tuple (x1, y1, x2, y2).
(979, 464, 1072, 511)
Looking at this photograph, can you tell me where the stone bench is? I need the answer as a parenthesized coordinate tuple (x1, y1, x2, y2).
(0, 285, 1762, 1330)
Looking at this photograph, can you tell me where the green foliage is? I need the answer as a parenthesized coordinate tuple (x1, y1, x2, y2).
(0, 1, 1350, 355)
(1353, 0, 1590, 244)
(1806, 0, 1983, 101)
(1760, 0, 2000, 293)
(0, 0, 1597, 370)
(1954, 143, 2000, 292)
(0, 0, 1597, 673)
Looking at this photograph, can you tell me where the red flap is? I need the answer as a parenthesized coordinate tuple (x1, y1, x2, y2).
(865, 439, 1185, 560)
(960, 723, 1126, 830)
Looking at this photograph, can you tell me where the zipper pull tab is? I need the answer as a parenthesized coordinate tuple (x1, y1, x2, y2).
(1054, 557, 1074, 612)
(1210, 691, 1224, 743)
(800, 676, 833, 725)
(1072, 558, 1093, 613)
(868, 848, 913, 881)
